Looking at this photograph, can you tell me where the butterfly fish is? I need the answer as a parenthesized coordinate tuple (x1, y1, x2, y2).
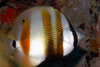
(12, 6, 84, 67)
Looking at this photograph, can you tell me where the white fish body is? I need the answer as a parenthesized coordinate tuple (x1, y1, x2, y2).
(12, 6, 84, 67)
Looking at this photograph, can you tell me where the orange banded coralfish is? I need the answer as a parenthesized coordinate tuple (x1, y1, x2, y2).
(12, 6, 84, 67)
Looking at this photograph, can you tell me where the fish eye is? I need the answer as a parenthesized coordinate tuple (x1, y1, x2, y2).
(22, 19, 26, 24)
(12, 40, 16, 48)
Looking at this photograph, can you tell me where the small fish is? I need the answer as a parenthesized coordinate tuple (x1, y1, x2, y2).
(12, 6, 84, 67)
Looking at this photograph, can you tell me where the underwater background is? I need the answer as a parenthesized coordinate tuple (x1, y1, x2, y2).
(0, 0, 99, 67)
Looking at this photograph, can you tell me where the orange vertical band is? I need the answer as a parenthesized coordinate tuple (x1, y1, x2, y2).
(20, 19, 30, 55)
